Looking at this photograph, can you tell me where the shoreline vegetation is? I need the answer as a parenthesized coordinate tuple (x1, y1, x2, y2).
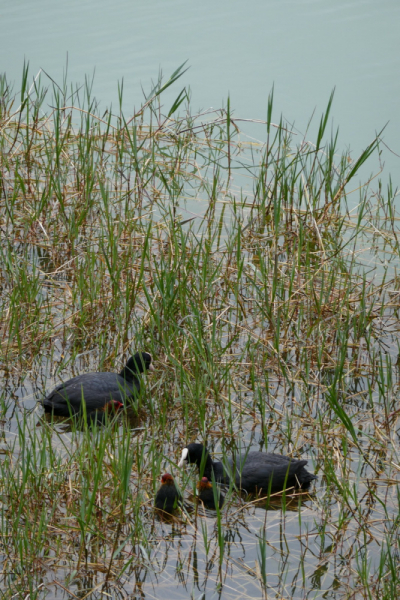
(0, 64, 399, 599)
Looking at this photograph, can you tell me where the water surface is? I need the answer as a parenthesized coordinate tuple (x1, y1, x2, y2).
(2, 0, 399, 183)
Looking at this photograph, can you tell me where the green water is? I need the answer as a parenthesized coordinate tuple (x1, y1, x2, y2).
(2, 0, 400, 184)
(1, 2, 400, 598)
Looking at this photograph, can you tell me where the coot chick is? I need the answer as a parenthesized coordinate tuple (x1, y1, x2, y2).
(197, 477, 225, 509)
(42, 352, 154, 418)
(178, 443, 316, 495)
(155, 473, 182, 513)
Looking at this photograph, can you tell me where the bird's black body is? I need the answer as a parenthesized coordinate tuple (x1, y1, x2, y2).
(42, 352, 153, 418)
(197, 477, 225, 509)
(179, 443, 317, 495)
(155, 474, 182, 513)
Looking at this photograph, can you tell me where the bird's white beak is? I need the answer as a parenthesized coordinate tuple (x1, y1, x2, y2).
(178, 448, 188, 468)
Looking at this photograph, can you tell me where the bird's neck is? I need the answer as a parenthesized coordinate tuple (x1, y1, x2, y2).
(201, 457, 215, 479)
(119, 365, 137, 382)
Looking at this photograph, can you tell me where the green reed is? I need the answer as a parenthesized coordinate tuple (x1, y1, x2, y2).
(0, 63, 399, 599)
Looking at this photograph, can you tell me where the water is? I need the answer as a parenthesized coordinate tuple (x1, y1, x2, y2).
(2, 0, 400, 187)
(1, 3, 400, 598)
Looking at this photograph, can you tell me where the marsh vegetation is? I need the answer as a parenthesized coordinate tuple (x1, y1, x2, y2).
(0, 64, 399, 599)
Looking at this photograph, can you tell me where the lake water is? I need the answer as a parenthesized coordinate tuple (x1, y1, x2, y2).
(2, 0, 400, 188)
(1, 3, 400, 599)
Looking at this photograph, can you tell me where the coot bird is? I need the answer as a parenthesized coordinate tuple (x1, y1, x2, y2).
(197, 476, 225, 509)
(155, 473, 182, 513)
(42, 352, 154, 418)
(178, 443, 316, 494)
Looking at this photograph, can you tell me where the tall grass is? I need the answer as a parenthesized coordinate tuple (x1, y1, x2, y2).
(0, 65, 399, 599)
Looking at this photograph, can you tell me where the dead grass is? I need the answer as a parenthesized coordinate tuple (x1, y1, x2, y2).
(0, 67, 399, 599)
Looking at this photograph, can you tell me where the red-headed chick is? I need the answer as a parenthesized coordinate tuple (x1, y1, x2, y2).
(197, 476, 224, 509)
(155, 473, 182, 513)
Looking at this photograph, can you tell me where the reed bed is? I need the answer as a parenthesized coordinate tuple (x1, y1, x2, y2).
(0, 64, 399, 599)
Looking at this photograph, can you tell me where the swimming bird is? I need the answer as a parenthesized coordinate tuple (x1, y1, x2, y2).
(155, 473, 182, 513)
(197, 476, 225, 509)
(178, 443, 316, 494)
(41, 351, 154, 419)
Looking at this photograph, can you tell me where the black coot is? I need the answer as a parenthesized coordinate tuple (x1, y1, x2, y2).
(197, 476, 225, 509)
(155, 473, 182, 513)
(42, 352, 154, 418)
(178, 443, 316, 494)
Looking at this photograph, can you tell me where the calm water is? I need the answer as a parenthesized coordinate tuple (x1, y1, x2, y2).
(1, 3, 400, 599)
(2, 0, 400, 186)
